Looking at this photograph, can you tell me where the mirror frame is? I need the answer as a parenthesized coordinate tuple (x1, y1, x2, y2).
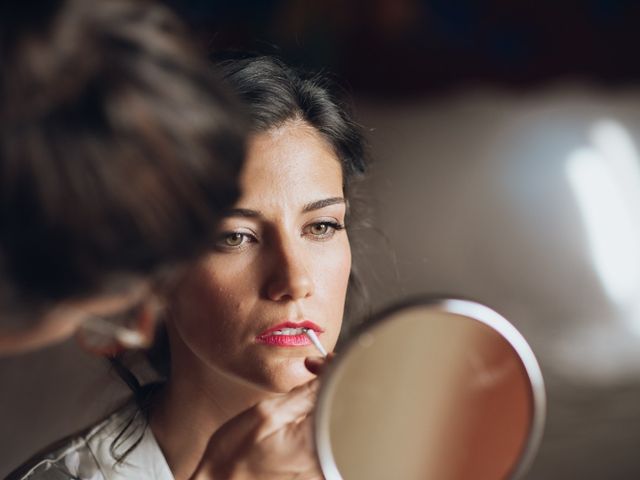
(314, 297, 546, 480)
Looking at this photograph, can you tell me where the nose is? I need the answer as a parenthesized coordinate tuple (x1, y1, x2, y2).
(265, 237, 314, 302)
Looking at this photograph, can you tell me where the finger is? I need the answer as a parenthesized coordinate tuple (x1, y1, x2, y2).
(304, 352, 335, 376)
(263, 413, 320, 472)
(210, 379, 320, 452)
(255, 379, 320, 425)
(304, 357, 324, 375)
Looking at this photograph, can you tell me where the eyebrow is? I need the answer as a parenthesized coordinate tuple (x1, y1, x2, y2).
(225, 197, 345, 218)
(302, 197, 345, 213)
(225, 208, 261, 218)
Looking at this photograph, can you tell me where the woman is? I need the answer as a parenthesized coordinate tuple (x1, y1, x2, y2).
(10, 55, 367, 480)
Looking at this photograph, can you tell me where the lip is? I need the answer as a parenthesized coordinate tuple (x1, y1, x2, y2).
(258, 320, 324, 337)
(256, 320, 324, 347)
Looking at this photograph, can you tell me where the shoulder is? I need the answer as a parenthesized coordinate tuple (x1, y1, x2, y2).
(9, 403, 174, 480)
(84, 402, 174, 479)
(6, 420, 109, 480)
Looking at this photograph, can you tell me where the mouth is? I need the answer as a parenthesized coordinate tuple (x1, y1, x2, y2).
(256, 321, 324, 347)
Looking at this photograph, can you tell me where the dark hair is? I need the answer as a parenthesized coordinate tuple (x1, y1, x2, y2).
(217, 55, 366, 188)
(0, 0, 246, 325)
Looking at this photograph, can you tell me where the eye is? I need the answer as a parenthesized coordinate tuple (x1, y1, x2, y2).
(310, 223, 329, 235)
(225, 233, 245, 247)
(216, 231, 255, 250)
(304, 221, 345, 240)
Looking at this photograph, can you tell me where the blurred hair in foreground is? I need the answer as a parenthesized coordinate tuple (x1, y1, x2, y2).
(0, 0, 247, 325)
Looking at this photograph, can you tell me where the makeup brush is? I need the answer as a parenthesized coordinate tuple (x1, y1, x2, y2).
(303, 328, 328, 357)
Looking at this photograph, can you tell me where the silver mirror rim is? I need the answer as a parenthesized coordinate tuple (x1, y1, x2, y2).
(314, 296, 546, 480)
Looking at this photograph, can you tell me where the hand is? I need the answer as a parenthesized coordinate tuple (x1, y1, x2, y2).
(191, 355, 334, 480)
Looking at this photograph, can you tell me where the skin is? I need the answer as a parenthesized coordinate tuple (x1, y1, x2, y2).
(0, 280, 154, 355)
(151, 120, 351, 480)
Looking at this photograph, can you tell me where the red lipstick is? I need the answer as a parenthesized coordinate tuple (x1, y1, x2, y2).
(256, 321, 324, 347)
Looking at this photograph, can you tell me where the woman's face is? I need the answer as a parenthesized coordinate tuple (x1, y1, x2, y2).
(167, 120, 351, 393)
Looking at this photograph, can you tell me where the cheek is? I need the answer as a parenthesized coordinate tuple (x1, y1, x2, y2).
(169, 262, 249, 350)
(335, 238, 352, 293)
(316, 239, 352, 317)
(333, 246, 352, 302)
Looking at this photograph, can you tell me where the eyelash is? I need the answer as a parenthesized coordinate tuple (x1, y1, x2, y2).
(216, 221, 345, 251)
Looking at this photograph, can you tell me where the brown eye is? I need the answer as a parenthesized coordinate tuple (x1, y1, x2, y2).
(310, 223, 329, 235)
(216, 230, 256, 251)
(305, 221, 344, 240)
(225, 233, 245, 247)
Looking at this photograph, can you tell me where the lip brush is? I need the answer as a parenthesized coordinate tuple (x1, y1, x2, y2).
(303, 328, 328, 357)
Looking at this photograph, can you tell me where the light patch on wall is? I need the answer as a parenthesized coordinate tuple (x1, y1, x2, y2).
(566, 119, 640, 330)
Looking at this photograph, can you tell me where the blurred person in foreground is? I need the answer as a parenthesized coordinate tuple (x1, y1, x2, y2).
(0, 0, 243, 353)
(0, 1, 329, 478)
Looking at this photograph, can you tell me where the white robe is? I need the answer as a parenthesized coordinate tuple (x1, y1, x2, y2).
(10, 403, 173, 480)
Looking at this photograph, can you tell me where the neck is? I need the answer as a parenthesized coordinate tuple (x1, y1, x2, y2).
(149, 343, 273, 480)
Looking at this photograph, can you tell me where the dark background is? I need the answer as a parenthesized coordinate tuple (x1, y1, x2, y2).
(165, 0, 640, 95)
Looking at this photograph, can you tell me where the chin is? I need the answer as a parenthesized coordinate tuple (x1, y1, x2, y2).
(254, 357, 316, 394)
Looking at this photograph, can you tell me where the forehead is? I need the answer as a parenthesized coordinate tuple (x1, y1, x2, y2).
(239, 121, 343, 202)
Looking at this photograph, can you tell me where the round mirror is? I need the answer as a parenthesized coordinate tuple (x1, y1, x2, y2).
(315, 298, 546, 480)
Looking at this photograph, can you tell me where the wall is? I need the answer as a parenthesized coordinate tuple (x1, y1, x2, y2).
(2, 84, 640, 478)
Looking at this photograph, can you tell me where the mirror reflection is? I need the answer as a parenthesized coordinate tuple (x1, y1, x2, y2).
(316, 299, 545, 480)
